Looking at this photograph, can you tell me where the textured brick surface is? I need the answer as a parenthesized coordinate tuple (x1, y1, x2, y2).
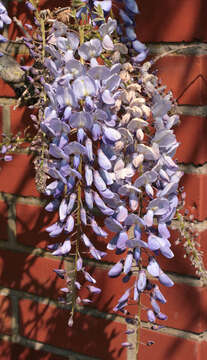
(155, 56, 207, 106)
(0, 295, 12, 335)
(0, 249, 64, 299)
(16, 203, 58, 249)
(136, 0, 207, 43)
(0, 80, 16, 98)
(140, 282, 207, 334)
(0, 340, 68, 360)
(175, 116, 207, 164)
(180, 173, 207, 221)
(19, 298, 127, 360)
(10, 106, 35, 136)
(0, 154, 39, 197)
(139, 328, 200, 360)
(0, 200, 8, 241)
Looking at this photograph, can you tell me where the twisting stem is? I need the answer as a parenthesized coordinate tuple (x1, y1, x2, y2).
(29, 0, 46, 62)
(152, 44, 206, 64)
(136, 293, 142, 358)
(71, 156, 82, 321)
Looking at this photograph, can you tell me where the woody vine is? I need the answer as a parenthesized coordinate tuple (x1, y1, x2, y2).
(0, 0, 206, 358)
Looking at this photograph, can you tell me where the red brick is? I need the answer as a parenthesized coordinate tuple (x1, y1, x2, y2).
(180, 173, 207, 221)
(0, 340, 68, 360)
(0, 80, 16, 98)
(158, 229, 201, 278)
(0, 249, 64, 299)
(136, 0, 207, 43)
(139, 328, 200, 360)
(0, 106, 3, 140)
(8, 1, 69, 40)
(19, 298, 127, 359)
(10, 106, 36, 137)
(201, 340, 207, 360)
(198, 229, 207, 271)
(175, 116, 207, 165)
(140, 282, 207, 334)
(16, 203, 59, 249)
(0, 200, 8, 241)
(0, 154, 40, 197)
(0, 295, 12, 335)
(154, 56, 207, 106)
(68, 264, 207, 334)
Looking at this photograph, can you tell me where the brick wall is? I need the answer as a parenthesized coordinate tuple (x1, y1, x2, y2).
(0, 1, 207, 359)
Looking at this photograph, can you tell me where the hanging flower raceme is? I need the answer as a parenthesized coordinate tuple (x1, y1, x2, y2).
(4, 0, 189, 355)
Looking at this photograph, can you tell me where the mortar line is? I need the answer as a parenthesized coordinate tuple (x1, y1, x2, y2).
(0, 333, 101, 360)
(2, 105, 11, 135)
(0, 239, 203, 287)
(177, 105, 207, 116)
(1, 284, 206, 343)
(147, 42, 207, 56)
(10, 293, 20, 340)
(179, 163, 207, 175)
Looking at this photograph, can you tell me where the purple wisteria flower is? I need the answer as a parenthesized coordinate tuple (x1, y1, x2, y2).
(0, 2, 11, 29)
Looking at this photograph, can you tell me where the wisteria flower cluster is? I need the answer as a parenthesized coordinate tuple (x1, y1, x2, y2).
(0, 0, 206, 357)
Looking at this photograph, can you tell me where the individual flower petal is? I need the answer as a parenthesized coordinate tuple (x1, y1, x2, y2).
(159, 271, 174, 287)
(69, 111, 93, 130)
(85, 165, 93, 186)
(59, 198, 68, 222)
(119, 9, 133, 25)
(99, 188, 115, 199)
(123, 0, 139, 14)
(65, 59, 84, 77)
(72, 76, 97, 99)
(147, 309, 156, 323)
(97, 148, 112, 170)
(153, 285, 167, 304)
(129, 192, 139, 211)
(108, 261, 123, 278)
(99, 17, 117, 37)
(156, 312, 168, 321)
(151, 297, 160, 314)
(143, 210, 154, 227)
(88, 65, 111, 80)
(91, 218, 108, 237)
(77, 257, 83, 271)
(102, 89, 115, 105)
(45, 199, 60, 212)
(87, 285, 101, 294)
(85, 138, 94, 162)
(78, 39, 102, 60)
(137, 270, 147, 292)
(102, 34, 114, 50)
(67, 193, 77, 214)
(52, 239, 71, 256)
(116, 206, 128, 222)
(94, 0, 112, 12)
(147, 257, 160, 277)
(93, 170, 107, 192)
(125, 26, 137, 41)
(84, 189, 94, 209)
(81, 233, 93, 248)
(105, 217, 123, 232)
(105, 74, 121, 91)
(46, 222, 63, 237)
(64, 141, 86, 155)
(117, 231, 128, 250)
(118, 288, 131, 305)
(64, 215, 75, 233)
(124, 252, 133, 274)
(84, 271, 96, 284)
